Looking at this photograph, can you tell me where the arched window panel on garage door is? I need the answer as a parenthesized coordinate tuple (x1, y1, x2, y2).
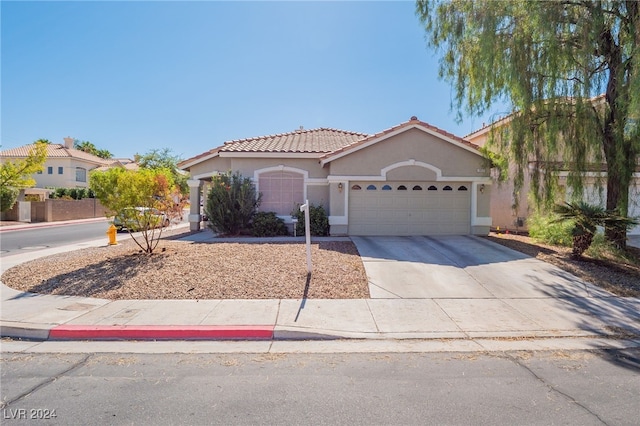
(366, 184, 377, 190)
(428, 185, 438, 191)
(397, 185, 407, 190)
(382, 185, 392, 190)
(458, 185, 468, 191)
(443, 185, 453, 191)
(351, 184, 362, 190)
(412, 185, 422, 190)
(258, 170, 304, 215)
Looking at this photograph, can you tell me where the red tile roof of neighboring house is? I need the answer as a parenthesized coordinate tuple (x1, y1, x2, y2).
(320, 116, 481, 163)
(1, 143, 114, 166)
(93, 158, 139, 172)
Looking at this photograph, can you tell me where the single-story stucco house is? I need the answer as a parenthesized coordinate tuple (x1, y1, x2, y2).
(178, 116, 493, 236)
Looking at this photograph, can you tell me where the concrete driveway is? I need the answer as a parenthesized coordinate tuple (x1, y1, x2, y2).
(351, 235, 611, 299)
(350, 235, 640, 338)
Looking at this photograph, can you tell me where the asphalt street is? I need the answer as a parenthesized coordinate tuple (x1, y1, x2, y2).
(1, 349, 639, 425)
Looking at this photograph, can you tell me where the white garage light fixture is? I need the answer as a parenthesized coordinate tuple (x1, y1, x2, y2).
(338, 182, 343, 192)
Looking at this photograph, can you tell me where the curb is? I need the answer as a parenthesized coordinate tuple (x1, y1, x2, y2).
(0, 217, 109, 232)
(48, 325, 275, 341)
(1, 321, 52, 341)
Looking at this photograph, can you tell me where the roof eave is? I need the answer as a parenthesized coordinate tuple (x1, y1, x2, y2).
(178, 151, 221, 170)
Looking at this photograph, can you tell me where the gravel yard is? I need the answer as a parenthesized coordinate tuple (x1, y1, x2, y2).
(1, 232, 370, 300)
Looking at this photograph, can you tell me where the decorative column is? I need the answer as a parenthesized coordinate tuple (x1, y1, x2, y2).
(187, 179, 203, 231)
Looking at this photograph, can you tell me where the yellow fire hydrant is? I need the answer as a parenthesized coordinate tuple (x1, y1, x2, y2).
(107, 224, 118, 245)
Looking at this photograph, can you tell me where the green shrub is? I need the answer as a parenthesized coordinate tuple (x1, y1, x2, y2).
(75, 188, 89, 199)
(586, 232, 640, 264)
(251, 212, 289, 237)
(527, 210, 573, 247)
(0, 187, 18, 212)
(54, 188, 69, 199)
(292, 203, 330, 236)
(49, 187, 94, 199)
(205, 171, 262, 235)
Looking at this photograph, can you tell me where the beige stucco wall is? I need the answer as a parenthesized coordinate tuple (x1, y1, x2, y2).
(231, 158, 328, 179)
(306, 185, 329, 210)
(31, 158, 97, 188)
(330, 224, 348, 236)
(329, 128, 488, 179)
(476, 183, 492, 218)
(186, 157, 232, 180)
(186, 156, 327, 180)
(329, 182, 346, 216)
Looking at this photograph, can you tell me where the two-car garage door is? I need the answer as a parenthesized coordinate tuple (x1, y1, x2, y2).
(348, 181, 471, 236)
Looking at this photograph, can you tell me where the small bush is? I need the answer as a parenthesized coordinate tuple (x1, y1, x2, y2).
(75, 188, 89, 199)
(205, 171, 261, 235)
(54, 188, 69, 199)
(292, 203, 330, 236)
(585, 232, 639, 264)
(527, 210, 573, 247)
(24, 194, 41, 202)
(251, 212, 289, 237)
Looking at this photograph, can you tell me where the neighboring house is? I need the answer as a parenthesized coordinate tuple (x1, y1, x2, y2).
(92, 157, 140, 172)
(0, 137, 114, 189)
(466, 121, 640, 235)
(179, 116, 493, 236)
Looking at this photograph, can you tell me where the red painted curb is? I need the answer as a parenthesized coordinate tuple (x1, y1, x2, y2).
(49, 325, 274, 340)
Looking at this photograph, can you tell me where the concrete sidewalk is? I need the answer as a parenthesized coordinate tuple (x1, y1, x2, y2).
(2, 228, 640, 348)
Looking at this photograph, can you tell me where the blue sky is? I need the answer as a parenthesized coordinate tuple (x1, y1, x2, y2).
(2, 1, 506, 161)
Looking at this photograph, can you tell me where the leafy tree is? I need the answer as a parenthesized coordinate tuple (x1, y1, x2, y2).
(205, 171, 261, 235)
(553, 202, 638, 258)
(0, 141, 48, 212)
(90, 167, 175, 253)
(136, 148, 188, 196)
(74, 140, 113, 159)
(416, 0, 640, 248)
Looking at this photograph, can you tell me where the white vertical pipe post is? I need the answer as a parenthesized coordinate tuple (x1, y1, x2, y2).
(300, 200, 312, 274)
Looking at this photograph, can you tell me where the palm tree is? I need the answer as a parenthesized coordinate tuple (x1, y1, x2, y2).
(553, 202, 638, 258)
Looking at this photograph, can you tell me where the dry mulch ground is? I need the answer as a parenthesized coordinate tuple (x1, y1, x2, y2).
(3, 229, 639, 300)
(1, 230, 369, 300)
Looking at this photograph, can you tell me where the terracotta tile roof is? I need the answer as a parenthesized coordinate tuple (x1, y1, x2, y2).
(1, 143, 113, 166)
(178, 147, 222, 168)
(179, 127, 370, 169)
(219, 127, 369, 153)
(320, 116, 481, 162)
